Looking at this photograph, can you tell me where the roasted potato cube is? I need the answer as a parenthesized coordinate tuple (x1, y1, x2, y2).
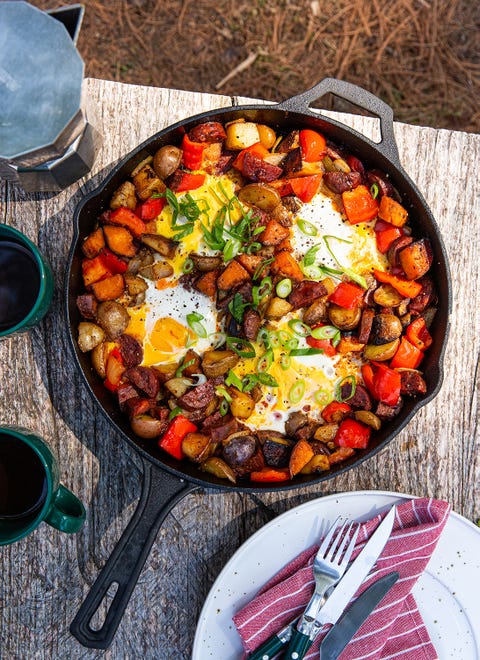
(313, 424, 339, 443)
(140, 233, 178, 258)
(228, 388, 255, 419)
(110, 181, 137, 211)
(182, 432, 212, 462)
(133, 164, 166, 201)
(363, 338, 400, 361)
(77, 322, 105, 353)
(265, 296, 293, 319)
(201, 350, 239, 377)
(328, 304, 361, 330)
(200, 457, 236, 483)
(225, 122, 260, 150)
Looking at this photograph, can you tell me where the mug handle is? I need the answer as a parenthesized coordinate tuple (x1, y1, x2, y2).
(44, 484, 86, 533)
(276, 77, 401, 167)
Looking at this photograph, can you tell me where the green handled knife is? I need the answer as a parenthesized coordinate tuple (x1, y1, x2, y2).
(284, 506, 396, 660)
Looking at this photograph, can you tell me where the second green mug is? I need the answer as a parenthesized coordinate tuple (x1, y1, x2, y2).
(0, 223, 54, 338)
(0, 426, 86, 545)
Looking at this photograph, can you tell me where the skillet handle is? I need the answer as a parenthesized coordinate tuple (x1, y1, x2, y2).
(70, 459, 198, 649)
(277, 77, 401, 167)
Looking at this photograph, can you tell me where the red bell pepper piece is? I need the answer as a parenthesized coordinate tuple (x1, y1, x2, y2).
(289, 175, 322, 203)
(104, 348, 125, 393)
(361, 364, 376, 396)
(135, 197, 166, 220)
(250, 467, 290, 483)
(390, 337, 424, 369)
(299, 129, 326, 162)
(306, 336, 336, 357)
(406, 317, 432, 351)
(181, 133, 207, 170)
(109, 207, 147, 238)
(100, 248, 128, 274)
(321, 401, 352, 423)
(374, 219, 403, 254)
(335, 418, 371, 449)
(342, 185, 379, 224)
(373, 268, 422, 298)
(233, 142, 269, 171)
(329, 282, 364, 309)
(159, 415, 197, 460)
(269, 179, 294, 197)
(372, 364, 401, 405)
(170, 172, 206, 193)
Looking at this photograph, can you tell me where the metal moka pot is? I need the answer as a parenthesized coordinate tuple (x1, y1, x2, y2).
(0, 2, 101, 192)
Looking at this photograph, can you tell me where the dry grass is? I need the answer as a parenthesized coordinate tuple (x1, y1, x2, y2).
(33, 0, 479, 132)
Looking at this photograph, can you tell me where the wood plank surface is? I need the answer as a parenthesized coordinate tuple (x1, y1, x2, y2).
(0, 79, 479, 660)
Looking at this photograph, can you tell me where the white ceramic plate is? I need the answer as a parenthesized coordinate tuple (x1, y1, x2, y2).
(192, 491, 480, 659)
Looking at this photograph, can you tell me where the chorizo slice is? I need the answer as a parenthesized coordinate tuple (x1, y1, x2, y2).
(177, 380, 215, 411)
(358, 308, 375, 344)
(189, 122, 226, 143)
(288, 280, 328, 310)
(241, 151, 283, 183)
(124, 366, 160, 398)
(375, 398, 404, 420)
(76, 293, 98, 320)
(399, 371, 427, 396)
(340, 383, 372, 411)
(388, 236, 413, 267)
(242, 308, 261, 342)
(409, 276, 435, 315)
(367, 169, 394, 197)
(323, 171, 362, 194)
(118, 334, 143, 369)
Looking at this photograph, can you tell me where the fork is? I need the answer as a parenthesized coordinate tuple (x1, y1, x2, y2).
(248, 517, 360, 660)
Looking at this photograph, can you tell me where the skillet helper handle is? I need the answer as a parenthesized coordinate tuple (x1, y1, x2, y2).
(285, 628, 314, 660)
(277, 77, 400, 168)
(70, 459, 198, 649)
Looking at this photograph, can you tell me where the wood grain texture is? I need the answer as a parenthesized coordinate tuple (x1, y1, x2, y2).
(1, 79, 479, 659)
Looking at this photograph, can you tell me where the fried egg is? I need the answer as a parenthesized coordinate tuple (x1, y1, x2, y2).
(126, 278, 219, 366)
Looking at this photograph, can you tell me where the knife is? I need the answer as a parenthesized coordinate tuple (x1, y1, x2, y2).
(284, 505, 396, 660)
(319, 571, 399, 660)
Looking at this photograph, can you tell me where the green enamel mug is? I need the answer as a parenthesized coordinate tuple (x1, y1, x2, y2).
(0, 224, 54, 338)
(0, 426, 86, 545)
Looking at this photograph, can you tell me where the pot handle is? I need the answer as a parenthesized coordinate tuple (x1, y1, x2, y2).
(70, 458, 198, 649)
(277, 78, 400, 167)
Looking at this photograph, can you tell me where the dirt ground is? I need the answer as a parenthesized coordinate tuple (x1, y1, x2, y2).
(32, 0, 479, 133)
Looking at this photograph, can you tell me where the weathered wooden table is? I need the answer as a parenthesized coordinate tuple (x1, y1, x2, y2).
(1, 79, 479, 659)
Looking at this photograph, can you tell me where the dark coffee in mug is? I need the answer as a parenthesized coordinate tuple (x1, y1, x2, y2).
(0, 433, 48, 520)
(0, 239, 41, 331)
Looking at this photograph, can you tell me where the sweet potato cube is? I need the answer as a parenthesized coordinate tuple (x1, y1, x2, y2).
(91, 274, 125, 301)
(82, 256, 112, 287)
(271, 250, 304, 282)
(289, 439, 315, 477)
(82, 227, 105, 259)
(259, 219, 290, 246)
(328, 446, 355, 465)
(378, 195, 408, 227)
(398, 239, 432, 280)
(103, 225, 137, 257)
(194, 270, 218, 299)
(217, 260, 250, 290)
(236, 253, 267, 277)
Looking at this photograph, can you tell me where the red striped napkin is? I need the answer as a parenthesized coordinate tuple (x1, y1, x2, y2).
(233, 498, 451, 659)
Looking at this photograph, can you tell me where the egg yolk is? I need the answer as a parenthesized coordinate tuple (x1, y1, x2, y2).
(127, 308, 194, 365)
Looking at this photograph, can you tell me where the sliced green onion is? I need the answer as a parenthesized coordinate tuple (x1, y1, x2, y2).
(252, 277, 272, 307)
(335, 375, 357, 402)
(343, 267, 368, 290)
(225, 369, 243, 391)
(278, 330, 292, 346)
(289, 348, 324, 356)
(276, 278, 292, 298)
(289, 380, 305, 404)
(311, 325, 339, 339)
(303, 244, 322, 267)
(297, 218, 318, 236)
(370, 182, 379, 199)
(175, 358, 195, 377)
(257, 327, 270, 348)
(246, 241, 261, 254)
(182, 258, 194, 274)
(323, 235, 368, 289)
(280, 354, 291, 370)
(267, 331, 281, 349)
(300, 264, 323, 280)
(215, 386, 233, 403)
(314, 388, 333, 406)
(210, 331, 226, 348)
(257, 349, 274, 373)
(242, 374, 259, 392)
(223, 237, 242, 262)
(219, 399, 229, 416)
(286, 337, 299, 350)
(253, 257, 274, 281)
(226, 336, 256, 358)
(168, 406, 183, 420)
(288, 319, 311, 337)
(256, 373, 279, 387)
(186, 312, 207, 338)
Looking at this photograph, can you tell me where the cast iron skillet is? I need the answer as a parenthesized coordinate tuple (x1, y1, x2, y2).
(67, 78, 451, 648)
